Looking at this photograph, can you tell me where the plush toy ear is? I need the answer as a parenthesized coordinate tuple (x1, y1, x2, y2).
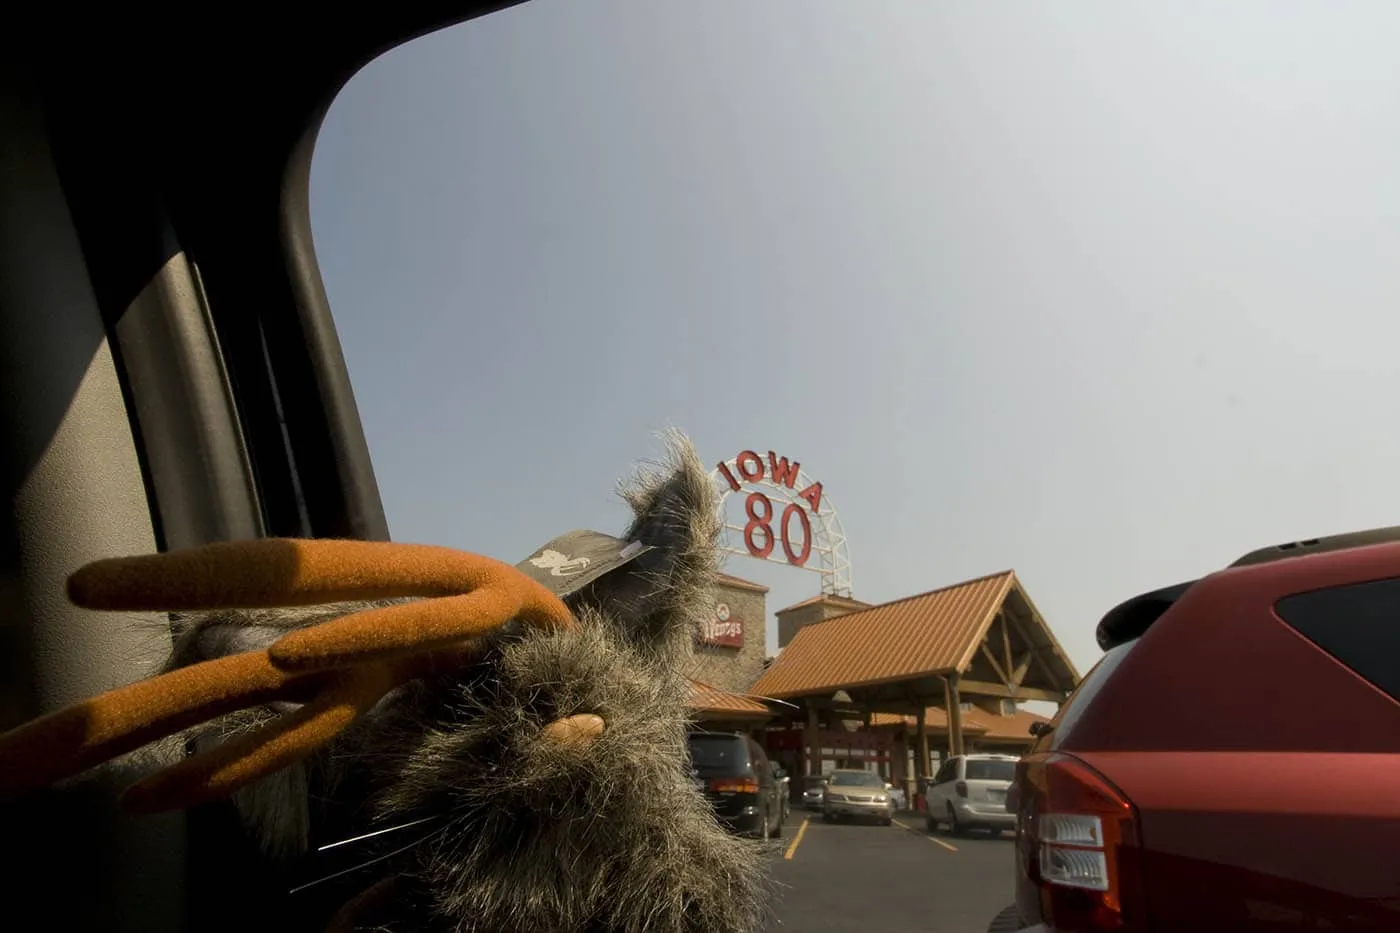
(524, 432, 719, 658)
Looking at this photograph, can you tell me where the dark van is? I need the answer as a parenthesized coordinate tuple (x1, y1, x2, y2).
(685, 730, 784, 840)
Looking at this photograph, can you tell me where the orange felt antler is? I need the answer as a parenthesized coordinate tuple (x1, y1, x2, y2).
(0, 538, 573, 813)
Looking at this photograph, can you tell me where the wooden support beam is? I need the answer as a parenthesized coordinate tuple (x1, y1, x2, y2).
(1010, 651, 1034, 687)
(1003, 602, 1079, 691)
(999, 610, 1057, 685)
(945, 675, 965, 757)
(915, 707, 930, 783)
(978, 641, 1010, 684)
(774, 664, 1076, 717)
(1031, 649, 1064, 689)
(1001, 612, 1015, 683)
(958, 679, 1065, 703)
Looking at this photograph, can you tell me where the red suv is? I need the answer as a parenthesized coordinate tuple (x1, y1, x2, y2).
(1006, 527, 1400, 932)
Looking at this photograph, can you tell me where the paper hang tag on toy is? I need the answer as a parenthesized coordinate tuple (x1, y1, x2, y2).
(515, 530, 653, 599)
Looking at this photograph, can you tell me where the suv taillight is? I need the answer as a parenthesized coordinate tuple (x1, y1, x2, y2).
(1019, 753, 1143, 933)
(709, 777, 759, 794)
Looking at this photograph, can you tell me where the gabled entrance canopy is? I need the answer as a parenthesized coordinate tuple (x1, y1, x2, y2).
(749, 570, 1080, 759)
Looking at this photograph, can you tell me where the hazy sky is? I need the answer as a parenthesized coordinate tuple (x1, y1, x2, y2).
(310, 1, 1400, 680)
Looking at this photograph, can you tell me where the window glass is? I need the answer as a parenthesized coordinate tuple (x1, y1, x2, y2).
(305, 10, 1400, 928)
(964, 759, 1016, 781)
(1046, 641, 1138, 749)
(1276, 577, 1400, 701)
(687, 735, 747, 772)
(829, 771, 884, 788)
(310, 6, 1400, 717)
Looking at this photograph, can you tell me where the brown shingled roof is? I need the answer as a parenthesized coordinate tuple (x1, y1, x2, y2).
(686, 680, 772, 718)
(715, 572, 770, 594)
(750, 571, 1016, 698)
(774, 592, 873, 614)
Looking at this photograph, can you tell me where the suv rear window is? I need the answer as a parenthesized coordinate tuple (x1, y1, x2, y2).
(1276, 576, 1400, 702)
(1045, 639, 1137, 748)
(687, 734, 748, 773)
(964, 759, 1016, 781)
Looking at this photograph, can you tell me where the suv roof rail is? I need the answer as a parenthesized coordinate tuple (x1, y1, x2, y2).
(1229, 525, 1400, 567)
(1096, 525, 1400, 652)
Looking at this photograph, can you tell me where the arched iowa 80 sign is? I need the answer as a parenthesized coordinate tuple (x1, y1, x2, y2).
(713, 449, 852, 597)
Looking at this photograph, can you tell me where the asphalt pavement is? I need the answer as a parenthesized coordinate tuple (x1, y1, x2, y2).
(762, 809, 1017, 933)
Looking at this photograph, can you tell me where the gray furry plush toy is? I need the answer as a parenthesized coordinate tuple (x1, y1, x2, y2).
(0, 433, 771, 933)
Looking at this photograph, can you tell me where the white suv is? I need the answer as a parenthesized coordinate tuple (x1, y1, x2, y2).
(923, 753, 1018, 835)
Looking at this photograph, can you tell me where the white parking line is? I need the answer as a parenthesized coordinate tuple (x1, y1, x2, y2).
(891, 818, 958, 852)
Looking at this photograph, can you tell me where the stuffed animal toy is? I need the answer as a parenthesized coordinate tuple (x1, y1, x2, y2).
(0, 433, 770, 933)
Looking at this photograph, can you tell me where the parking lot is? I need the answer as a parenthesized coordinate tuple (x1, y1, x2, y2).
(761, 809, 1015, 933)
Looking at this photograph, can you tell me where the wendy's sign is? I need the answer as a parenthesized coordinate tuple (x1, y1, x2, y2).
(700, 601, 744, 648)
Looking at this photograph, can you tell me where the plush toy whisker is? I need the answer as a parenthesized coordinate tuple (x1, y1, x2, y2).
(316, 814, 442, 853)
(733, 692, 800, 710)
(291, 829, 444, 895)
